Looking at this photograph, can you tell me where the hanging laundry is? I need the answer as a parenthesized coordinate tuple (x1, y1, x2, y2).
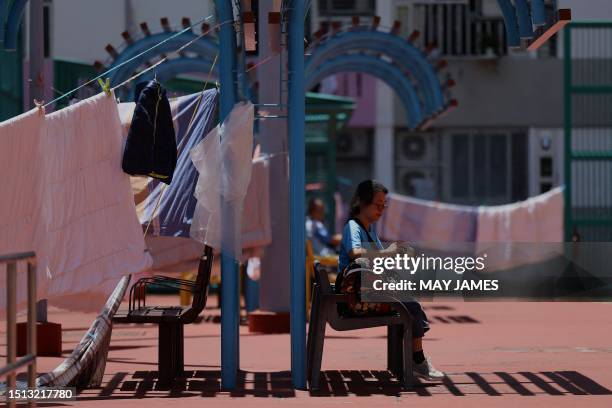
(190, 102, 255, 261)
(241, 156, 272, 253)
(0, 109, 46, 274)
(377, 193, 478, 244)
(124, 90, 219, 237)
(0, 92, 152, 313)
(476, 186, 564, 243)
(476, 186, 564, 271)
(122, 80, 177, 184)
(118, 92, 271, 265)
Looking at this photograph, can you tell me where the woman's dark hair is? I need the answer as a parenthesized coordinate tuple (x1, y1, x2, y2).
(348, 180, 388, 220)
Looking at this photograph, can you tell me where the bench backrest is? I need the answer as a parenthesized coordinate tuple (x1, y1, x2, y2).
(182, 245, 214, 323)
(313, 262, 334, 296)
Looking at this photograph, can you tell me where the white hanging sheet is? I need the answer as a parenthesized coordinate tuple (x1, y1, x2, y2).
(0, 92, 152, 313)
(190, 102, 255, 260)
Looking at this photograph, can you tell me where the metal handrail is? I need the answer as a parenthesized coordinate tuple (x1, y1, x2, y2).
(0, 251, 36, 263)
(0, 354, 35, 378)
(1, 251, 37, 408)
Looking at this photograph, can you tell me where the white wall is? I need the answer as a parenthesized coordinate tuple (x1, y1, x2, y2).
(559, 0, 612, 21)
(52, 0, 214, 63)
(52, 0, 125, 62)
(128, 0, 214, 33)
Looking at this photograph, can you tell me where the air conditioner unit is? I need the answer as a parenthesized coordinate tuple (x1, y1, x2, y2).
(395, 166, 439, 200)
(336, 129, 371, 159)
(395, 131, 439, 165)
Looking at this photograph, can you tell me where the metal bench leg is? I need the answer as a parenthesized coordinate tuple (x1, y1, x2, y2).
(387, 324, 403, 378)
(158, 323, 184, 386)
(402, 325, 414, 390)
(176, 323, 184, 374)
(307, 286, 327, 390)
(307, 285, 321, 385)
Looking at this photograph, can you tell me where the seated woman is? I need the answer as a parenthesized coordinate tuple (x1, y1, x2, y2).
(337, 179, 444, 381)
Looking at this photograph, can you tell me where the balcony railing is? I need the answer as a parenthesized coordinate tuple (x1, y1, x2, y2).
(0, 251, 37, 408)
(414, 3, 508, 58)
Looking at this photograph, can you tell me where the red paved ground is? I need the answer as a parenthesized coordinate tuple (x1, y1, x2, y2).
(3, 296, 612, 407)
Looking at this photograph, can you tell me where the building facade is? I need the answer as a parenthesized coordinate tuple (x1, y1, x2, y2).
(310, 0, 609, 206)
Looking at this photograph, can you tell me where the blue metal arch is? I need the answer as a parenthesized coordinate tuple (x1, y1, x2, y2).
(306, 30, 444, 114)
(307, 54, 423, 129)
(3, 0, 27, 50)
(308, 40, 438, 115)
(107, 32, 219, 86)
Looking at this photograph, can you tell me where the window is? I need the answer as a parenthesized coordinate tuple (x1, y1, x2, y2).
(43, 0, 52, 58)
(443, 130, 527, 205)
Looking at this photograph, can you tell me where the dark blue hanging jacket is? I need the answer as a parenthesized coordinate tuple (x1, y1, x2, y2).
(122, 80, 177, 184)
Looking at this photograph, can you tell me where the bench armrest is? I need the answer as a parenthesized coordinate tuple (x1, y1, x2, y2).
(128, 276, 199, 312)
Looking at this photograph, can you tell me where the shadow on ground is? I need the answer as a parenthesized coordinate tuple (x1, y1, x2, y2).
(71, 369, 612, 400)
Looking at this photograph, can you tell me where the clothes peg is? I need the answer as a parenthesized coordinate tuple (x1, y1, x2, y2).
(97, 78, 112, 96)
(33, 99, 45, 115)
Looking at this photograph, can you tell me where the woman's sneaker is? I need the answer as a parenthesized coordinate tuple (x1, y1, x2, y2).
(413, 357, 445, 381)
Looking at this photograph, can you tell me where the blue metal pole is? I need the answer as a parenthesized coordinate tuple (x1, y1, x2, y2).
(496, 0, 521, 47)
(244, 275, 260, 312)
(514, 0, 535, 39)
(216, 0, 239, 390)
(288, 0, 306, 390)
(530, 0, 547, 27)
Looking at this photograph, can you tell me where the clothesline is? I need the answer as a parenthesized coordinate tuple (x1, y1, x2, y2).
(43, 14, 219, 108)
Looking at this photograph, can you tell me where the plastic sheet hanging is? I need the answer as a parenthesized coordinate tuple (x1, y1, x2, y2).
(189, 102, 255, 260)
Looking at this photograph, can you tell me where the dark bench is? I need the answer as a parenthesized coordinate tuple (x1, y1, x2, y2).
(307, 261, 415, 390)
(113, 245, 213, 386)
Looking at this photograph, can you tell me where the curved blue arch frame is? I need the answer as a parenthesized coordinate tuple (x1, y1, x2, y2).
(308, 41, 438, 115)
(306, 30, 444, 114)
(4, 0, 28, 50)
(307, 54, 423, 129)
(107, 32, 219, 85)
